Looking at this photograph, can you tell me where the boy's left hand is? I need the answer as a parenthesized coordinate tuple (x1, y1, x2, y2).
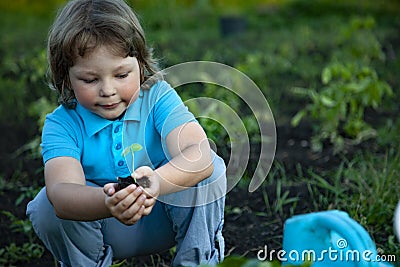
(133, 166, 160, 216)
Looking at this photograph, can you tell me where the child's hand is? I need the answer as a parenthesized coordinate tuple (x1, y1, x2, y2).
(133, 166, 160, 216)
(103, 183, 147, 225)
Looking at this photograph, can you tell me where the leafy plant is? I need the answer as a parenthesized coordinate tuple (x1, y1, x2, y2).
(15, 186, 41, 207)
(0, 47, 50, 125)
(0, 210, 45, 265)
(121, 143, 143, 183)
(0, 242, 44, 265)
(377, 117, 400, 148)
(13, 95, 57, 160)
(2, 211, 36, 243)
(291, 62, 392, 153)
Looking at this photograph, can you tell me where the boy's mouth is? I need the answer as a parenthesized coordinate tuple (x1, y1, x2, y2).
(99, 102, 121, 109)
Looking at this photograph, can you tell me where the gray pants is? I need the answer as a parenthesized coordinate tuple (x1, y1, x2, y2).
(26, 156, 226, 267)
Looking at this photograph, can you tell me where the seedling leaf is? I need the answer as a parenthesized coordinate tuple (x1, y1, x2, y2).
(130, 143, 143, 152)
(121, 147, 131, 157)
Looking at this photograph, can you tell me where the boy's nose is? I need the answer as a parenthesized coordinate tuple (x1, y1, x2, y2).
(100, 81, 116, 96)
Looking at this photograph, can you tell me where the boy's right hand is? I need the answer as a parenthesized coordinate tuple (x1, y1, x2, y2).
(103, 183, 147, 225)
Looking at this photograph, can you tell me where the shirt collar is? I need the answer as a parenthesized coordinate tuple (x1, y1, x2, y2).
(75, 89, 144, 137)
(123, 89, 143, 122)
(76, 103, 114, 137)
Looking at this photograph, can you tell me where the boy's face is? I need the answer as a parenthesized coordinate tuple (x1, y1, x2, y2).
(69, 45, 141, 120)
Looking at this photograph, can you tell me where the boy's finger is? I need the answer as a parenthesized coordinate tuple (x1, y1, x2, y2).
(115, 186, 142, 210)
(120, 194, 146, 219)
(142, 204, 154, 216)
(103, 183, 118, 196)
(143, 197, 156, 208)
(110, 184, 136, 204)
(126, 205, 145, 225)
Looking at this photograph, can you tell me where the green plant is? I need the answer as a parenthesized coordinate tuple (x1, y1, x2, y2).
(0, 210, 45, 265)
(120, 143, 150, 190)
(15, 186, 41, 206)
(274, 180, 299, 217)
(333, 16, 385, 64)
(337, 149, 400, 256)
(305, 162, 347, 210)
(121, 143, 143, 182)
(13, 96, 57, 159)
(122, 143, 143, 165)
(0, 175, 13, 194)
(0, 242, 44, 265)
(110, 259, 127, 267)
(377, 117, 400, 148)
(2, 211, 36, 243)
(291, 62, 392, 153)
(0, 47, 50, 125)
(256, 163, 300, 218)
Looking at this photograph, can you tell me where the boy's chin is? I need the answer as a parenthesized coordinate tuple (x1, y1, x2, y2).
(94, 107, 126, 120)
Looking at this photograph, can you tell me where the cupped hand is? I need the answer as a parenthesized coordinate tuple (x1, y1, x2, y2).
(103, 183, 147, 225)
(133, 166, 160, 216)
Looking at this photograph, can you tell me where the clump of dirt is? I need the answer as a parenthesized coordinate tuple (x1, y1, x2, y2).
(118, 176, 151, 189)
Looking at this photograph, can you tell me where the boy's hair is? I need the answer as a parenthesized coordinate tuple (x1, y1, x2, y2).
(47, 0, 159, 107)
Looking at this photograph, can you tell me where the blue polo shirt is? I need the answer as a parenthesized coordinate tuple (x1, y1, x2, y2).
(41, 80, 196, 186)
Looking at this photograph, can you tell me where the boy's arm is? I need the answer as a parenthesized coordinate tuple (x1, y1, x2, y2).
(155, 121, 214, 195)
(45, 157, 110, 220)
(45, 157, 144, 222)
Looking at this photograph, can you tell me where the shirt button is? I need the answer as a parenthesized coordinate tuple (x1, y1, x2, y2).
(115, 143, 122, 150)
(114, 126, 120, 133)
(118, 160, 124, 166)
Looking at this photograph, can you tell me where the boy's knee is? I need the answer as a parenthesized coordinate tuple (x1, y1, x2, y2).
(27, 188, 62, 239)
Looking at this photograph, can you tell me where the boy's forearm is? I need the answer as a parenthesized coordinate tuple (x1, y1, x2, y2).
(156, 145, 214, 195)
(47, 183, 111, 221)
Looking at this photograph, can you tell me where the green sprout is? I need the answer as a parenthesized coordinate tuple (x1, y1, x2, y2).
(121, 143, 143, 182)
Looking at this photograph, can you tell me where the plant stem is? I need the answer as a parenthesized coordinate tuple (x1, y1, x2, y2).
(131, 152, 136, 183)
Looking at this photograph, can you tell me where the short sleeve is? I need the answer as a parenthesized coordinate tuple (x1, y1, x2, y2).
(41, 107, 82, 164)
(151, 81, 196, 139)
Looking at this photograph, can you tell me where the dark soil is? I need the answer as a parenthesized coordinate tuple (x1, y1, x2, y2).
(0, 122, 358, 266)
(118, 176, 151, 190)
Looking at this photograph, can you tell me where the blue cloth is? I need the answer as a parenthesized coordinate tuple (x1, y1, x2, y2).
(282, 210, 393, 267)
(41, 80, 196, 185)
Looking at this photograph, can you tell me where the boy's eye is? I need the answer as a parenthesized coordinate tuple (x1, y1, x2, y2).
(116, 73, 129, 79)
(81, 78, 96, 84)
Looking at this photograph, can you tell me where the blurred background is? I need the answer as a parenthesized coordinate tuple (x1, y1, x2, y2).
(0, 0, 399, 266)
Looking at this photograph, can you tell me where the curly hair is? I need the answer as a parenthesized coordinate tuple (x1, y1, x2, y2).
(47, 0, 159, 108)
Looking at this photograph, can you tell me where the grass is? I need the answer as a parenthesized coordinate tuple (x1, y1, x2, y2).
(250, 147, 400, 261)
(304, 148, 400, 258)
(256, 162, 301, 218)
(337, 149, 400, 255)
